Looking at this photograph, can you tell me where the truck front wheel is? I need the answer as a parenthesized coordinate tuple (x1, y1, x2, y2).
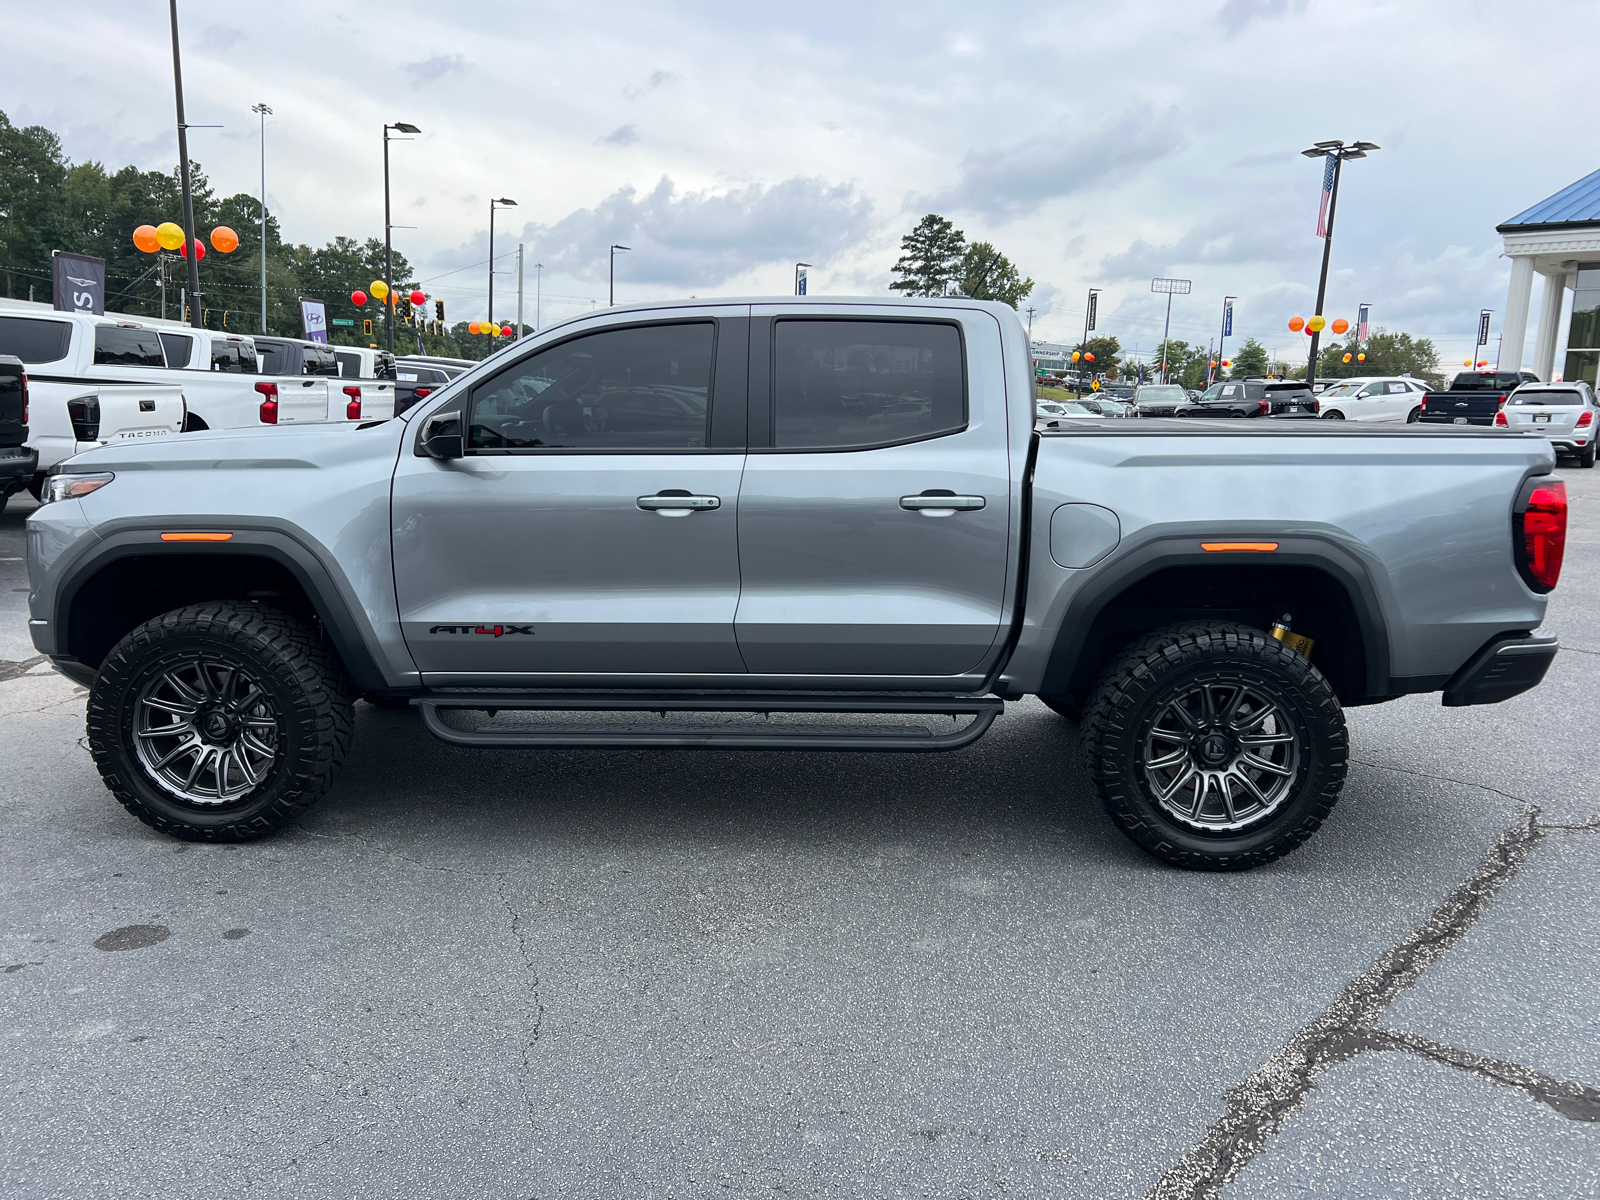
(87, 603, 354, 841)
(1080, 622, 1348, 870)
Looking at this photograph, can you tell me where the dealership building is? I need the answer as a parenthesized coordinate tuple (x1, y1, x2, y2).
(1498, 166, 1600, 384)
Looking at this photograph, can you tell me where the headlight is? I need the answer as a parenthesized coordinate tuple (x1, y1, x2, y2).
(43, 472, 115, 504)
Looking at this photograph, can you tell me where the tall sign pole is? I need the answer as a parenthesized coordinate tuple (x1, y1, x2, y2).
(168, 0, 202, 327)
(1301, 139, 1378, 388)
(516, 243, 525, 339)
(251, 103, 271, 332)
(1081, 287, 1099, 395)
(1215, 295, 1236, 385)
(1150, 278, 1192, 384)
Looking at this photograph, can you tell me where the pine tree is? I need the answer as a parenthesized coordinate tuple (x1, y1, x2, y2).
(889, 214, 965, 297)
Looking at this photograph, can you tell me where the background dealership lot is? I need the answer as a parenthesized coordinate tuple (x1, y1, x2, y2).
(1, 473, 1595, 1197)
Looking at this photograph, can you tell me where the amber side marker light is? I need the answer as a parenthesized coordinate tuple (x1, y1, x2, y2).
(160, 532, 233, 542)
(1201, 541, 1279, 552)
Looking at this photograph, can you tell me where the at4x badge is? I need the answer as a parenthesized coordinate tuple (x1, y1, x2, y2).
(429, 624, 536, 637)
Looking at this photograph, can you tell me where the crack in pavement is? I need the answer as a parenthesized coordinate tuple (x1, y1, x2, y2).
(296, 828, 543, 1133)
(1348, 756, 1540, 808)
(1147, 810, 1559, 1200)
(0, 654, 47, 683)
(1357, 1026, 1600, 1123)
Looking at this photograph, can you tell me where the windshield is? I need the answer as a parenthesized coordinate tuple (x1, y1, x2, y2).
(1511, 389, 1581, 406)
(1062, 402, 1092, 414)
(1320, 382, 1362, 397)
(1453, 372, 1523, 391)
(1138, 387, 1186, 402)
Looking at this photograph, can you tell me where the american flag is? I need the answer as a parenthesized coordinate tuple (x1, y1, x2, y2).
(1356, 303, 1370, 344)
(1315, 155, 1337, 238)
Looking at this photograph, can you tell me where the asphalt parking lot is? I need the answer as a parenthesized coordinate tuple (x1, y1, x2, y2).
(1, 469, 1596, 1200)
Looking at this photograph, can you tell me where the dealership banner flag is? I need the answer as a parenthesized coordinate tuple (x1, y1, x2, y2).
(52, 251, 106, 315)
(300, 297, 329, 343)
(1223, 297, 1233, 338)
(1315, 155, 1336, 238)
(1357, 303, 1370, 344)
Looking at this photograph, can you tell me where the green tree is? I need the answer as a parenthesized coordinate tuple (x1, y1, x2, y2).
(890, 213, 965, 297)
(1069, 335, 1121, 380)
(0, 112, 70, 298)
(1228, 337, 1270, 379)
(959, 241, 1033, 309)
(1311, 327, 1441, 388)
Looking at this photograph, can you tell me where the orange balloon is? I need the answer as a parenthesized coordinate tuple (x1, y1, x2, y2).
(1288, 316, 1306, 333)
(132, 225, 159, 253)
(210, 226, 239, 253)
(468, 321, 481, 335)
(1343, 353, 1352, 363)
(1331, 318, 1349, 335)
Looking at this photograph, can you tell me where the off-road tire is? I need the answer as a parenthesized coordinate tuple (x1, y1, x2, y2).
(1080, 621, 1348, 871)
(87, 603, 354, 841)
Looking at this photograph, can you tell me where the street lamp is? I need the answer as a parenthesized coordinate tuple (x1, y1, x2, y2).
(534, 262, 543, 331)
(251, 102, 271, 333)
(610, 244, 630, 306)
(382, 121, 421, 353)
(1151, 277, 1192, 384)
(794, 262, 812, 296)
(1300, 139, 1378, 387)
(488, 197, 517, 330)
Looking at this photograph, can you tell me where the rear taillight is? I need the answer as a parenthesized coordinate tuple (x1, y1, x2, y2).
(1494, 409, 1508, 426)
(1579, 411, 1594, 427)
(1420, 396, 1427, 410)
(67, 395, 100, 441)
(1515, 478, 1566, 592)
(255, 381, 278, 424)
(1257, 399, 1270, 416)
(20, 373, 27, 426)
(342, 385, 362, 420)
(413, 386, 432, 400)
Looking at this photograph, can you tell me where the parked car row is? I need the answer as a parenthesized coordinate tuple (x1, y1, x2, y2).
(0, 298, 475, 503)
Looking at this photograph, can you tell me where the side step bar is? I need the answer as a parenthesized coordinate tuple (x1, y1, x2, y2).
(413, 690, 1003, 752)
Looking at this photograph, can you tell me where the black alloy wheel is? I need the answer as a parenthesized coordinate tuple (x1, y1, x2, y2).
(1081, 622, 1348, 871)
(88, 603, 353, 841)
(1407, 406, 1422, 423)
(1321, 410, 1345, 419)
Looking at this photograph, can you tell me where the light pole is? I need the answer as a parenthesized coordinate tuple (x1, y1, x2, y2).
(382, 121, 421, 353)
(1080, 286, 1100, 395)
(1300, 139, 1378, 388)
(1214, 294, 1236, 384)
(515, 243, 524, 340)
(1151, 277, 1192, 384)
(534, 262, 543, 331)
(794, 262, 811, 296)
(168, 0, 205, 327)
(251, 102, 271, 333)
(610, 244, 630, 306)
(488, 197, 517, 330)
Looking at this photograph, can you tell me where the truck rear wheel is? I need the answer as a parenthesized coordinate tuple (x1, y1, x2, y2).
(1080, 622, 1347, 871)
(87, 603, 353, 842)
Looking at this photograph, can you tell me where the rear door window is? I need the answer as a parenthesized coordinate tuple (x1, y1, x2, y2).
(160, 332, 194, 368)
(210, 339, 257, 373)
(302, 345, 339, 376)
(93, 325, 165, 367)
(0, 315, 73, 364)
(256, 341, 287, 375)
(1511, 389, 1582, 406)
(772, 319, 966, 450)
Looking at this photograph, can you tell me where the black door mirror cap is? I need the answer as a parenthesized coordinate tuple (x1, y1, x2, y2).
(419, 411, 464, 460)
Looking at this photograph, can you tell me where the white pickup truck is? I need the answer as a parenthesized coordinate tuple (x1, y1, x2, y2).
(255, 336, 396, 425)
(0, 310, 184, 487)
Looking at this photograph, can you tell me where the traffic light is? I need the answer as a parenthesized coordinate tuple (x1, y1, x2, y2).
(362, 319, 372, 336)
(434, 299, 445, 323)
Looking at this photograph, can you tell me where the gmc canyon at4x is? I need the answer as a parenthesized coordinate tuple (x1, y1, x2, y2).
(26, 297, 1565, 869)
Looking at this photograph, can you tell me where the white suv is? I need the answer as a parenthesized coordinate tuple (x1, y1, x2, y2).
(1496, 381, 1599, 468)
(1316, 376, 1430, 423)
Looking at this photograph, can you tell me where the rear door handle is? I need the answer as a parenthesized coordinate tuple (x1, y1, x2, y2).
(901, 492, 986, 515)
(637, 492, 720, 517)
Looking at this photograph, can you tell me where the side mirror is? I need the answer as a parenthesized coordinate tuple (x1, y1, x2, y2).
(420, 411, 464, 460)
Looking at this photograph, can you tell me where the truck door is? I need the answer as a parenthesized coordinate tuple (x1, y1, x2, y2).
(734, 308, 1012, 680)
(391, 309, 750, 682)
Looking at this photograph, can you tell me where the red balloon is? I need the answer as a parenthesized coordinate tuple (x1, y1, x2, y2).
(1084, 352, 1095, 362)
(410, 289, 426, 306)
(501, 325, 513, 337)
(178, 237, 205, 260)
(350, 290, 368, 306)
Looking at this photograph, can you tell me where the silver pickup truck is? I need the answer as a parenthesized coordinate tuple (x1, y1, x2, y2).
(25, 297, 1565, 870)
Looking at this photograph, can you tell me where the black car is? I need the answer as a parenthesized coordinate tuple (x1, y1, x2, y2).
(1181, 379, 1319, 419)
(393, 357, 470, 416)
(0, 354, 37, 513)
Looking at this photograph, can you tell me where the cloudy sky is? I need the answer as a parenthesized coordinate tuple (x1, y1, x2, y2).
(5, 0, 1596, 369)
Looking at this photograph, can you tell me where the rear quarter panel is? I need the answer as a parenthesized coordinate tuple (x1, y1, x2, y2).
(1004, 425, 1555, 693)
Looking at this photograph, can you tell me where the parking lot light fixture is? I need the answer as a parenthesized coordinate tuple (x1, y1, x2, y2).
(610, 244, 631, 306)
(488, 197, 517, 330)
(383, 122, 421, 353)
(1300, 139, 1379, 387)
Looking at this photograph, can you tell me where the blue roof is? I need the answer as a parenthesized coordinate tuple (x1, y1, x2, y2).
(1498, 167, 1600, 231)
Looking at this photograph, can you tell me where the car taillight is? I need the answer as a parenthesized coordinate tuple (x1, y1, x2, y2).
(255, 381, 278, 424)
(413, 386, 432, 400)
(1515, 478, 1566, 592)
(20, 373, 27, 426)
(1420, 396, 1427, 410)
(342, 385, 362, 420)
(1494, 409, 1507, 426)
(1579, 411, 1594, 427)
(67, 395, 101, 441)
(1257, 399, 1269, 416)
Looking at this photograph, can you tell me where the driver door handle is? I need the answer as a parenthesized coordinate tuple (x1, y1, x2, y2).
(637, 492, 720, 517)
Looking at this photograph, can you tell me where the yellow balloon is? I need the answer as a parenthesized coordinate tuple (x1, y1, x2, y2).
(370, 280, 390, 301)
(155, 221, 185, 251)
(1307, 315, 1326, 333)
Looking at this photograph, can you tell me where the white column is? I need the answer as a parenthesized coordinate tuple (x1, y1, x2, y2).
(1532, 269, 1568, 382)
(1500, 255, 1536, 374)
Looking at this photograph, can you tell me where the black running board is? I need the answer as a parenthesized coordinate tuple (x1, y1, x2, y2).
(413, 690, 1002, 751)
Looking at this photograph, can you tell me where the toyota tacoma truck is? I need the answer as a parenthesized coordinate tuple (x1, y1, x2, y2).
(25, 298, 1565, 870)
